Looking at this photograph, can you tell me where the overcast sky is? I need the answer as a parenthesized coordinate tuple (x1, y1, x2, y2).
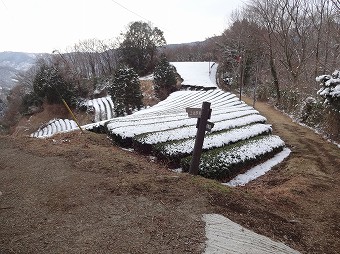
(0, 0, 246, 53)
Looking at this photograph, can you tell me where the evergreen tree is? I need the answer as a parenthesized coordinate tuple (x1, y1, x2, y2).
(316, 70, 340, 141)
(118, 21, 166, 76)
(316, 70, 340, 107)
(153, 55, 178, 100)
(33, 63, 75, 105)
(108, 67, 143, 116)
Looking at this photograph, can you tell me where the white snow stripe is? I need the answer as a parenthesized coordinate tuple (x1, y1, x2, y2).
(225, 148, 291, 187)
(160, 124, 272, 156)
(135, 114, 267, 144)
(30, 119, 78, 138)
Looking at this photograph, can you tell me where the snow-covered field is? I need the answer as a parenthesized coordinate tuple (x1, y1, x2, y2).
(171, 62, 218, 88)
(31, 62, 288, 184)
(102, 90, 257, 139)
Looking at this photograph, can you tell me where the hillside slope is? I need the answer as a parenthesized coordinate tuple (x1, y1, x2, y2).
(28, 62, 288, 182)
(0, 99, 339, 253)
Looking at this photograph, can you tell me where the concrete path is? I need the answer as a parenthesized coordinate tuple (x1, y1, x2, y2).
(203, 214, 300, 254)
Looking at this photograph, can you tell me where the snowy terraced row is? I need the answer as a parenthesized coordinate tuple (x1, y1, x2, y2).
(134, 89, 238, 116)
(85, 90, 240, 130)
(101, 90, 257, 139)
(107, 109, 262, 140)
(85, 103, 250, 132)
(181, 135, 285, 179)
(30, 119, 78, 138)
(87, 96, 114, 122)
(84, 88, 286, 180)
(157, 123, 272, 157)
(30, 97, 113, 139)
(134, 114, 267, 145)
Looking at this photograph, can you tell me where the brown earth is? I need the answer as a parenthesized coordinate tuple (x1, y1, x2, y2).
(0, 99, 339, 254)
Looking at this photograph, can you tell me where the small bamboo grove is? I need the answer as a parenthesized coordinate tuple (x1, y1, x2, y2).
(31, 62, 287, 181)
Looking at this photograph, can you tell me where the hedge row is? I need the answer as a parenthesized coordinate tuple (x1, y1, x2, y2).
(180, 135, 285, 180)
(153, 123, 272, 167)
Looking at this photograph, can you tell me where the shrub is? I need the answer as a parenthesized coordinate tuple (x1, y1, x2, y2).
(256, 82, 276, 101)
(108, 67, 143, 116)
(33, 63, 76, 106)
(300, 97, 324, 127)
(316, 70, 340, 141)
(278, 88, 301, 113)
(20, 92, 43, 115)
(316, 70, 340, 106)
(153, 55, 178, 100)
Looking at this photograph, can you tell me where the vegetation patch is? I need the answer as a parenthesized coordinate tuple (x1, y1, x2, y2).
(181, 135, 285, 180)
(83, 89, 287, 181)
(153, 123, 272, 167)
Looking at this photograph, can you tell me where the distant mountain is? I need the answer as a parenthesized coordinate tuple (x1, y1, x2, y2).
(0, 52, 42, 89)
(0, 51, 44, 118)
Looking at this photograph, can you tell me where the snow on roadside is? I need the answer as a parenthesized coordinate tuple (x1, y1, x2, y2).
(224, 148, 291, 187)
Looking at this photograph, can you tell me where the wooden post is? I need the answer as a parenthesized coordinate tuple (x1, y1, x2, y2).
(61, 99, 84, 134)
(189, 101, 211, 175)
(253, 63, 258, 108)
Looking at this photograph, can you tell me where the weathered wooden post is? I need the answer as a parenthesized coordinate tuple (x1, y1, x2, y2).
(186, 101, 214, 175)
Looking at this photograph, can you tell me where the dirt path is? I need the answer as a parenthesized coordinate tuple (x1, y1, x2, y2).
(0, 133, 209, 253)
(241, 97, 340, 253)
(0, 99, 339, 254)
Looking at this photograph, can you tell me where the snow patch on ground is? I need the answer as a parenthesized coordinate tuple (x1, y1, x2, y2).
(224, 148, 291, 187)
(203, 214, 300, 254)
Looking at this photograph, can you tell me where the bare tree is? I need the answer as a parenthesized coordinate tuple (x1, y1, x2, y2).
(330, 0, 339, 10)
(248, 0, 339, 93)
(247, 0, 282, 101)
